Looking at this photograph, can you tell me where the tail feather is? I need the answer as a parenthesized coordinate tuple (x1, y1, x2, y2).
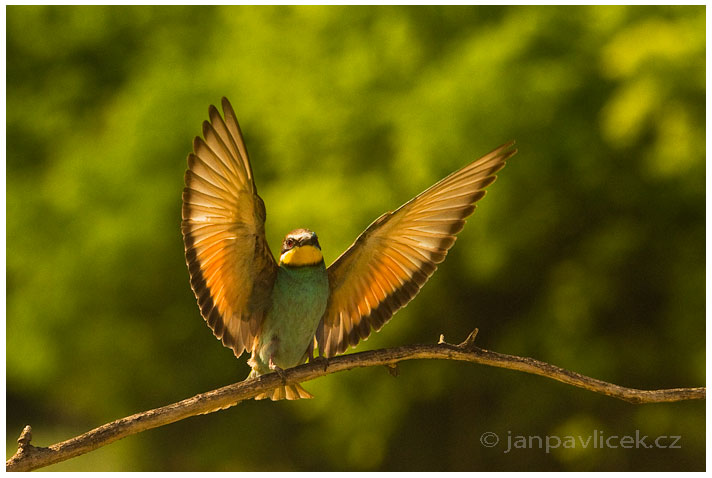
(255, 382, 314, 401)
(248, 369, 314, 401)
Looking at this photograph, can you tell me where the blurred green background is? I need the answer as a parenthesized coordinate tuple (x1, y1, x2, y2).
(6, 5, 705, 471)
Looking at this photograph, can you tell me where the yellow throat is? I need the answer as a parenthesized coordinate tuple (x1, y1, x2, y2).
(280, 244, 323, 267)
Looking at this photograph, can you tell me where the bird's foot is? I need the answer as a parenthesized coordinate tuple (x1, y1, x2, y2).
(311, 355, 330, 372)
(269, 357, 287, 384)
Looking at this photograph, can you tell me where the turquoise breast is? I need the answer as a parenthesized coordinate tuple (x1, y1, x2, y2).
(253, 262, 329, 374)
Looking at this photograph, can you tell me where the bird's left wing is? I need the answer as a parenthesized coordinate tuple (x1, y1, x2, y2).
(182, 98, 278, 358)
(316, 142, 517, 357)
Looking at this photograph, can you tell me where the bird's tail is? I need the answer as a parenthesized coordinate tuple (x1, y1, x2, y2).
(248, 369, 314, 401)
(255, 382, 314, 401)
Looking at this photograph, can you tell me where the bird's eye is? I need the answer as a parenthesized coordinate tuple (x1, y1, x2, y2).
(286, 238, 295, 248)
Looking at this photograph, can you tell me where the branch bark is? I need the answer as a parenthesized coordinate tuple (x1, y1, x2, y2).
(6, 330, 705, 472)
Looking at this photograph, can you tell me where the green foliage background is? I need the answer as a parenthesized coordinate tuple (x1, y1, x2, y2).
(6, 5, 705, 471)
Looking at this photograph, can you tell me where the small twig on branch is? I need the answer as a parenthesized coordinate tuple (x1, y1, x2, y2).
(6, 331, 705, 472)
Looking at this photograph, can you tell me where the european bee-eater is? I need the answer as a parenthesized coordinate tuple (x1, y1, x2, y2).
(182, 98, 516, 400)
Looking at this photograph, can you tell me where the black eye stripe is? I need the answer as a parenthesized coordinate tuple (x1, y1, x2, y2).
(282, 231, 320, 253)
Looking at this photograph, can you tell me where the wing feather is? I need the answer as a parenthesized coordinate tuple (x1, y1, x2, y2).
(182, 98, 277, 358)
(317, 141, 516, 357)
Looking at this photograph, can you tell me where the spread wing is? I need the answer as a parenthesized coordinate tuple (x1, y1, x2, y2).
(182, 97, 278, 358)
(316, 142, 517, 357)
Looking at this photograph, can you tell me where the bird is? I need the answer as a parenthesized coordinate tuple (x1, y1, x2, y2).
(181, 97, 516, 400)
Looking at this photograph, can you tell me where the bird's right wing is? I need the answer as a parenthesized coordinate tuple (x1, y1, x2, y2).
(182, 98, 278, 358)
(317, 142, 516, 357)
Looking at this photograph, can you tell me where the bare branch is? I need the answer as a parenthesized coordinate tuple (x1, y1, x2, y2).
(6, 332, 705, 472)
